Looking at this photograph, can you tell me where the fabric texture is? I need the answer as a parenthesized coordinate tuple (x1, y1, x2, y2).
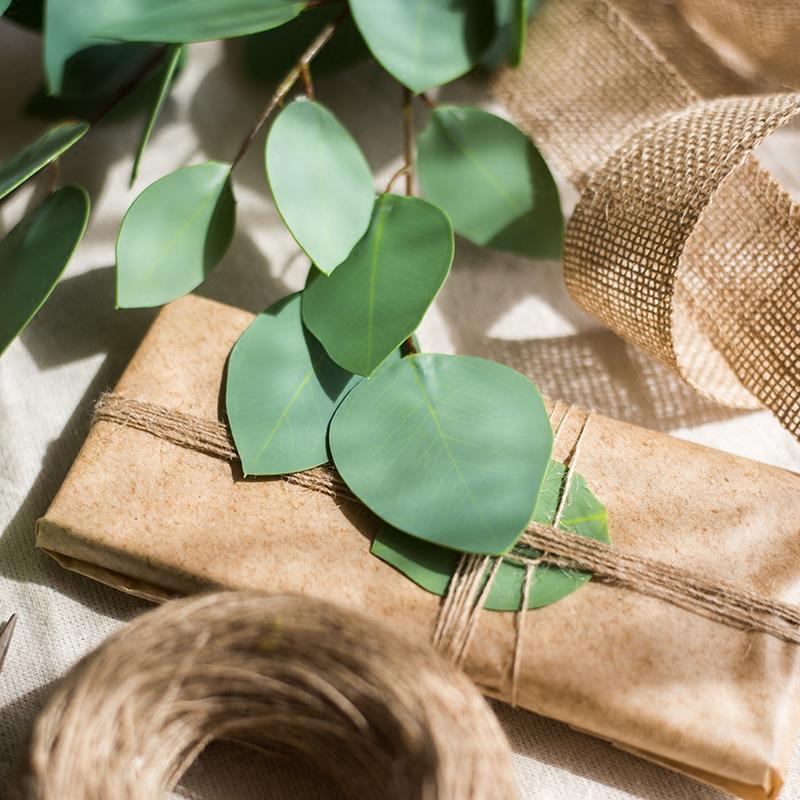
(1, 12, 800, 800)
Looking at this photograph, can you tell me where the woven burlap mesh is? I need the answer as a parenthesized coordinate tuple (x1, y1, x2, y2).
(493, 0, 800, 439)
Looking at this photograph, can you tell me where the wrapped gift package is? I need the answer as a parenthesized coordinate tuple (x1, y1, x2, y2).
(37, 294, 800, 799)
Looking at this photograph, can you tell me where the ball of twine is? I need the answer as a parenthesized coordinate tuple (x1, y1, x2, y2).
(13, 592, 517, 800)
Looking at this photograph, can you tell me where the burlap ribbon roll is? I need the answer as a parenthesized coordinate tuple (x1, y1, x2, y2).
(493, 0, 800, 439)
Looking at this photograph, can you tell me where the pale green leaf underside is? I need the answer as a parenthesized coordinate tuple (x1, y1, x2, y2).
(116, 161, 235, 308)
(266, 99, 375, 274)
(418, 106, 563, 259)
(330, 353, 553, 555)
(372, 460, 609, 610)
(0, 121, 88, 200)
(302, 194, 453, 377)
(0, 186, 90, 356)
(349, 0, 495, 93)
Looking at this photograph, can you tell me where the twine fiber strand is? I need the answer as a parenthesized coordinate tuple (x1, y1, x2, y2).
(492, 0, 800, 439)
(92, 393, 800, 648)
(13, 592, 517, 800)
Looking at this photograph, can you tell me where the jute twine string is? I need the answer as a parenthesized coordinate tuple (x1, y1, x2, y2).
(492, 0, 800, 439)
(12, 592, 517, 800)
(93, 393, 800, 650)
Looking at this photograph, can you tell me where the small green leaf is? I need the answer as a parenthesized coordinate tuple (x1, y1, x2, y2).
(266, 99, 375, 274)
(371, 461, 610, 610)
(418, 107, 563, 259)
(130, 45, 183, 186)
(226, 293, 358, 476)
(302, 194, 452, 376)
(349, 0, 495, 93)
(0, 121, 88, 201)
(509, 0, 530, 66)
(329, 353, 553, 555)
(116, 161, 235, 308)
(99, 0, 304, 43)
(0, 186, 90, 356)
(245, 6, 369, 83)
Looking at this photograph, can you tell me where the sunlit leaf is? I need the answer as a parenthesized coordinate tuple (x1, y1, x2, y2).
(329, 353, 553, 554)
(302, 194, 452, 376)
(0, 121, 88, 201)
(372, 461, 609, 610)
(116, 161, 235, 308)
(0, 186, 90, 356)
(266, 99, 374, 274)
(349, 0, 495, 93)
(418, 106, 563, 259)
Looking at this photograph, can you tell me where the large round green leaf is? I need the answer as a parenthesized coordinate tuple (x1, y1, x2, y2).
(116, 161, 235, 308)
(0, 186, 90, 356)
(266, 99, 375, 275)
(99, 0, 304, 43)
(0, 122, 89, 201)
(371, 460, 610, 610)
(418, 107, 563, 259)
(349, 0, 495, 93)
(329, 353, 553, 555)
(302, 194, 452, 376)
(226, 294, 359, 476)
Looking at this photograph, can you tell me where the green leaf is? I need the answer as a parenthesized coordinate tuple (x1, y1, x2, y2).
(0, 121, 89, 201)
(302, 194, 452, 376)
(509, 0, 530, 66)
(130, 45, 183, 186)
(226, 293, 359, 476)
(418, 107, 563, 259)
(0, 186, 90, 356)
(349, 0, 495, 93)
(266, 99, 375, 275)
(371, 461, 609, 610)
(116, 161, 235, 308)
(99, 0, 304, 43)
(482, 0, 537, 68)
(0, 1, 13, 15)
(245, 6, 369, 83)
(329, 353, 553, 555)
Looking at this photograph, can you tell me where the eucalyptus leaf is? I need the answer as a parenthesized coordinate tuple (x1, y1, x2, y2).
(418, 107, 563, 259)
(116, 161, 235, 308)
(349, 0, 495, 93)
(0, 121, 89, 201)
(509, 0, 530, 66)
(0, 1, 12, 15)
(245, 6, 369, 83)
(0, 186, 90, 356)
(130, 44, 183, 186)
(266, 99, 375, 274)
(372, 461, 610, 610)
(329, 353, 553, 554)
(100, 0, 303, 43)
(302, 194, 452, 376)
(226, 293, 359, 476)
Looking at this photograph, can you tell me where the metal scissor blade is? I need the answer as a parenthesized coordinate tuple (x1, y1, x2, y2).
(0, 614, 16, 674)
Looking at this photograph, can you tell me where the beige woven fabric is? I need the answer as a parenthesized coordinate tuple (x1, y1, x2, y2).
(494, 0, 800, 438)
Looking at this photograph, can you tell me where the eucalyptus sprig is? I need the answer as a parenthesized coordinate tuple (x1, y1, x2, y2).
(0, 0, 604, 588)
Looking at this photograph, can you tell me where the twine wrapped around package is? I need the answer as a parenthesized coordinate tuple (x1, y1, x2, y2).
(493, 0, 800, 439)
(12, 592, 517, 800)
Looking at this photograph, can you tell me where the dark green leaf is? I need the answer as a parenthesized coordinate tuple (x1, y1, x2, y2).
(130, 45, 183, 186)
(509, 0, 530, 66)
(0, 186, 90, 356)
(99, 0, 304, 43)
(302, 194, 452, 376)
(116, 161, 235, 308)
(266, 99, 375, 274)
(371, 461, 610, 610)
(0, 121, 89, 201)
(329, 353, 553, 554)
(349, 0, 495, 93)
(226, 293, 359, 475)
(245, 6, 369, 83)
(418, 107, 563, 259)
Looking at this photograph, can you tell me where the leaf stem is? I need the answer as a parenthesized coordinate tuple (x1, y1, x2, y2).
(418, 92, 437, 110)
(400, 86, 418, 357)
(230, 13, 345, 170)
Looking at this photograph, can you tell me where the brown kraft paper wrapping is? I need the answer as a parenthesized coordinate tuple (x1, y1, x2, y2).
(37, 295, 800, 799)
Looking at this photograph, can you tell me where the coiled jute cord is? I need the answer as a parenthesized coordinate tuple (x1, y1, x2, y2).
(12, 592, 517, 800)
